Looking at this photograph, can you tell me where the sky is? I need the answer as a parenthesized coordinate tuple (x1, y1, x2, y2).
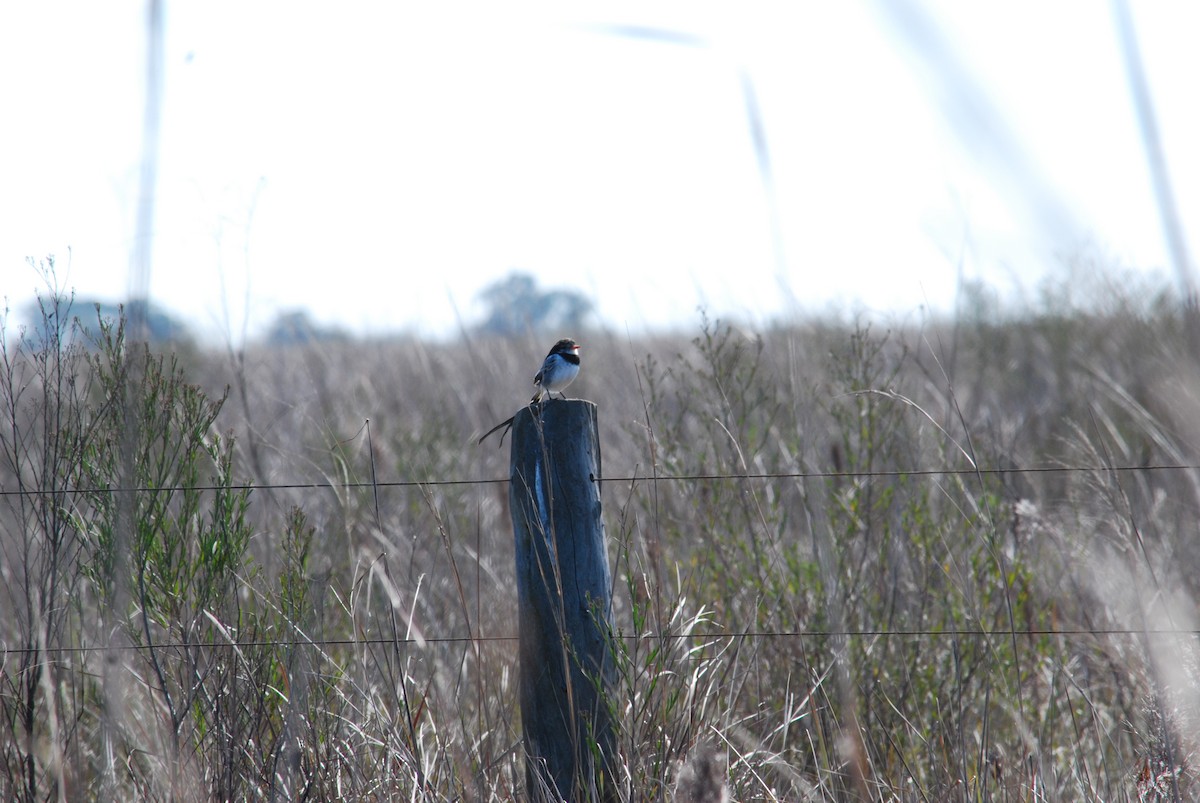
(2, 1, 1198, 343)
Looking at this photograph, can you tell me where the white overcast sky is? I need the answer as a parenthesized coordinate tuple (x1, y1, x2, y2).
(2, 1, 1198, 341)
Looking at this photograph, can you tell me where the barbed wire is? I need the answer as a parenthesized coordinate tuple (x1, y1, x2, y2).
(1, 626, 1190, 659)
(1, 462, 1197, 498)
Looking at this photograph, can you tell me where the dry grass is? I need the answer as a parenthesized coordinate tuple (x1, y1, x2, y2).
(4, 276, 1200, 800)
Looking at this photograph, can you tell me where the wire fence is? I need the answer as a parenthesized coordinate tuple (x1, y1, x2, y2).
(3, 460, 1196, 661)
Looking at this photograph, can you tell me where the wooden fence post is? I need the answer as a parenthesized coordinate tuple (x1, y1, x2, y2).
(509, 400, 616, 802)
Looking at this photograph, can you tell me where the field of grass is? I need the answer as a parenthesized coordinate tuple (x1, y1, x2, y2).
(3, 274, 1200, 801)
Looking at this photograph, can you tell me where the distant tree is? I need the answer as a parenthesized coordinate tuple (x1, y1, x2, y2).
(121, 298, 192, 343)
(476, 271, 594, 336)
(262, 309, 348, 346)
(21, 296, 192, 344)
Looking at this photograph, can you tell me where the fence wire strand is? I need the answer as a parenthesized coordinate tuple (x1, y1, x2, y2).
(2, 627, 1194, 659)
(2, 462, 1198, 498)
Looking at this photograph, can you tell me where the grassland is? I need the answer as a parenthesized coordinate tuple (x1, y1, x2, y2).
(3, 273, 1199, 801)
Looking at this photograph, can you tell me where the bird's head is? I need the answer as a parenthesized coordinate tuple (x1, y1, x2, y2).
(552, 338, 580, 356)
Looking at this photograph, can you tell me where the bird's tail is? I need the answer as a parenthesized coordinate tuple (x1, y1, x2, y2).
(477, 414, 516, 446)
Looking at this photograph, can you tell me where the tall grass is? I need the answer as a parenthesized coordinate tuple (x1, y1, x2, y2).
(3, 270, 1199, 800)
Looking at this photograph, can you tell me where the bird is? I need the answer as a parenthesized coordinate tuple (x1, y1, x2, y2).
(530, 338, 581, 403)
(478, 338, 582, 445)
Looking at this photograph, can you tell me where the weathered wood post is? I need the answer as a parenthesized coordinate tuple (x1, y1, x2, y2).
(509, 399, 616, 802)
